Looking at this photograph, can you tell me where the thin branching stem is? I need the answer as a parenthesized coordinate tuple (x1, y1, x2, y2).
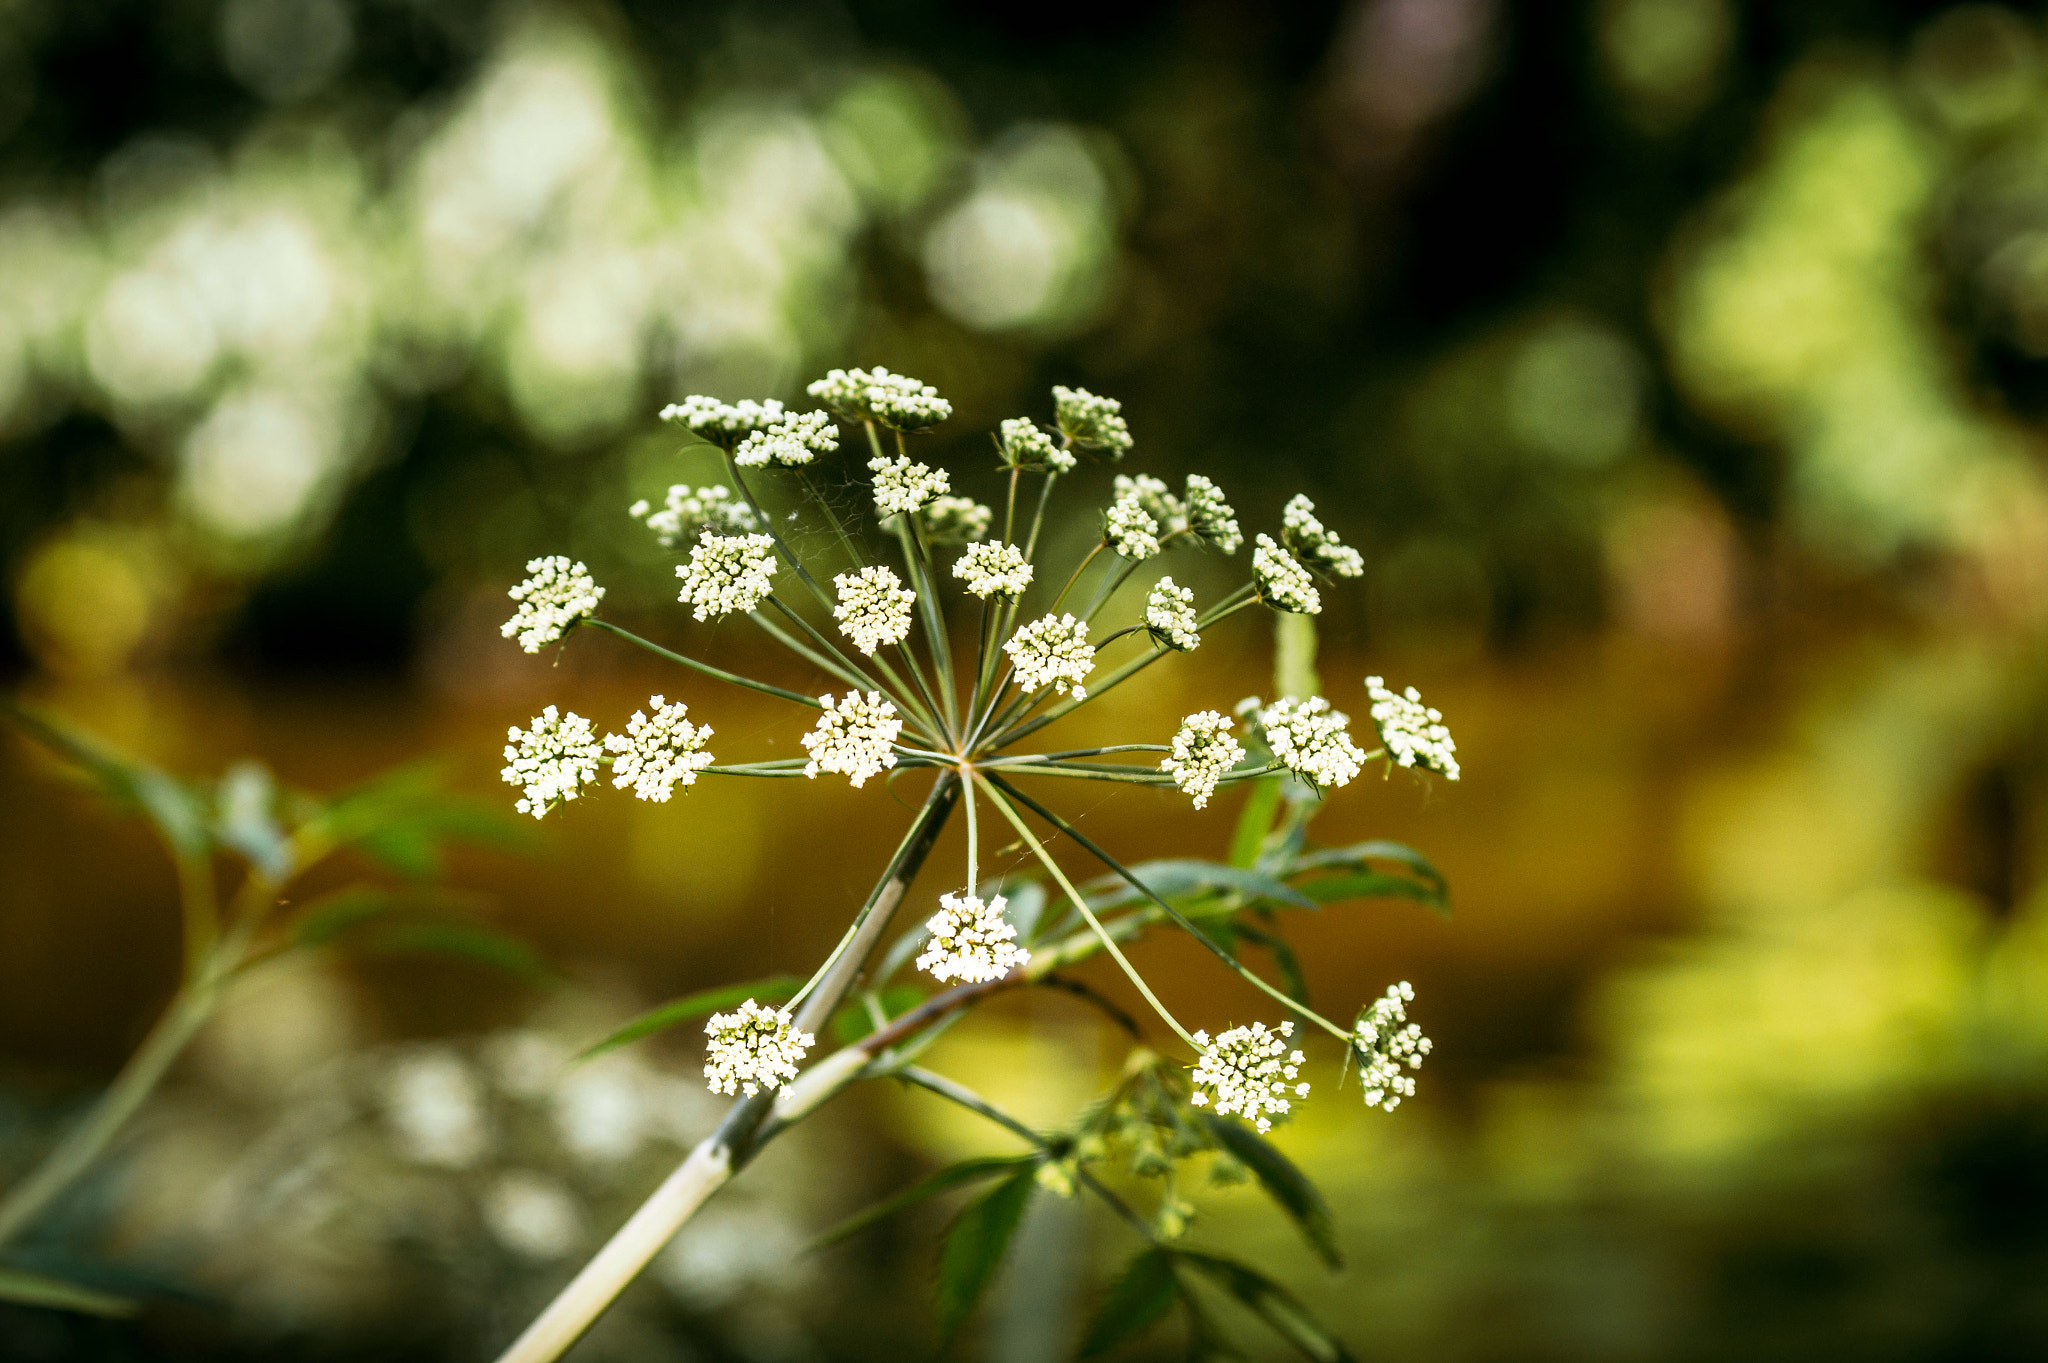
(727, 459, 838, 615)
(585, 620, 822, 710)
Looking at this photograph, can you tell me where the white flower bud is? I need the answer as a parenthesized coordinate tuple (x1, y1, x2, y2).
(1161, 710, 1243, 809)
(502, 557, 604, 653)
(1052, 385, 1132, 457)
(604, 696, 715, 802)
(1145, 577, 1201, 651)
(676, 533, 778, 621)
(1281, 494, 1363, 578)
(1353, 982, 1431, 1111)
(954, 541, 1034, 599)
(869, 454, 950, 516)
(1366, 676, 1459, 780)
(501, 706, 603, 818)
(1004, 613, 1094, 697)
(1257, 696, 1365, 790)
(703, 1000, 814, 1097)
(800, 692, 903, 787)
(1252, 535, 1320, 614)
(916, 892, 1030, 983)
(1187, 1021, 1306, 1134)
(833, 566, 916, 655)
(734, 410, 838, 468)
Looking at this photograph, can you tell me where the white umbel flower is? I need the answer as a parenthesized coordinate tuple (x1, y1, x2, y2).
(629, 485, 759, 548)
(660, 396, 787, 447)
(916, 892, 1030, 984)
(502, 557, 604, 653)
(1105, 496, 1161, 560)
(1353, 982, 1431, 1111)
(800, 692, 903, 787)
(1187, 1021, 1308, 1134)
(1183, 475, 1242, 553)
(833, 566, 916, 655)
(954, 541, 1034, 598)
(676, 533, 778, 621)
(1366, 676, 1460, 780)
(1000, 417, 1075, 472)
(734, 410, 838, 468)
(869, 454, 950, 515)
(703, 1000, 814, 1097)
(1052, 385, 1133, 457)
(920, 495, 992, 543)
(1281, 495, 1363, 578)
(1161, 711, 1244, 809)
(604, 695, 715, 802)
(1145, 577, 1201, 651)
(1258, 696, 1365, 790)
(809, 367, 952, 430)
(1004, 613, 1093, 697)
(501, 707, 603, 818)
(1252, 535, 1320, 614)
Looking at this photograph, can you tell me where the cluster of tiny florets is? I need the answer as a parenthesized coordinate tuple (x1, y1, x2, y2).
(1258, 696, 1365, 790)
(1161, 711, 1245, 809)
(604, 696, 715, 802)
(954, 541, 1034, 599)
(1005, 614, 1094, 697)
(629, 485, 760, 548)
(1188, 1021, 1308, 1134)
(1281, 495, 1363, 578)
(1354, 982, 1431, 1111)
(1252, 535, 1321, 615)
(1145, 577, 1201, 651)
(676, 533, 779, 621)
(1183, 475, 1242, 553)
(833, 566, 917, 655)
(1105, 495, 1161, 560)
(869, 454, 950, 516)
(734, 410, 839, 468)
(661, 395, 787, 446)
(1366, 676, 1460, 781)
(916, 892, 1030, 984)
(1000, 417, 1075, 472)
(809, 367, 952, 431)
(703, 1000, 814, 1097)
(502, 557, 604, 653)
(1052, 385, 1133, 457)
(920, 495, 992, 543)
(800, 692, 903, 787)
(501, 706, 603, 819)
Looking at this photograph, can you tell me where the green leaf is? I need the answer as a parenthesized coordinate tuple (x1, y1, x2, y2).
(1090, 861, 1316, 914)
(289, 887, 543, 981)
(1291, 841, 1447, 910)
(934, 1161, 1037, 1343)
(4, 705, 209, 860)
(832, 986, 928, 1045)
(361, 922, 551, 980)
(809, 1156, 1035, 1252)
(0, 1267, 138, 1318)
(1228, 778, 1283, 868)
(319, 762, 529, 879)
(1198, 1116, 1341, 1268)
(1079, 1248, 1180, 1357)
(1295, 872, 1444, 914)
(215, 760, 291, 880)
(1174, 1252, 1352, 1363)
(576, 976, 802, 1062)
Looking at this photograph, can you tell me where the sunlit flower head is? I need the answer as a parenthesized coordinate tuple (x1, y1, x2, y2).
(661, 396, 787, 448)
(734, 410, 838, 468)
(1000, 416, 1075, 472)
(809, 366, 952, 431)
(869, 454, 950, 515)
(800, 691, 903, 787)
(1005, 613, 1093, 697)
(502, 556, 604, 653)
(1104, 495, 1161, 561)
(1257, 696, 1364, 790)
(1365, 676, 1460, 781)
(1145, 577, 1200, 651)
(1280, 495, 1362, 578)
(703, 999, 814, 1097)
(954, 541, 1034, 599)
(1161, 710, 1244, 809)
(916, 892, 1030, 984)
(604, 695, 715, 802)
(629, 485, 759, 548)
(1353, 982, 1430, 1111)
(1183, 475, 1242, 553)
(919, 495, 992, 544)
(1188, 1021, 1307, 1134)
(676, 533, 778, 621)
(501, 706, 602, 819)
(833, 565, 916, 655)
(1052, 385, 1132, 458)
(1252, 535, 1320, 615)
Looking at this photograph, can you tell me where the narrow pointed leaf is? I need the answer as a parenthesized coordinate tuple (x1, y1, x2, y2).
(934, 1162, 1038, 1343)
(809, 1156, 1034, 1252)
(576, 976, 802, 1062)
(1198, 1116, 1341, 1268)
(1174, 1252, 1351, 1363)
(1291, 841, 1446, 909)
(1228, 777, 1282, 868)
(364, 921, 552, 980)
(1079, 1248, 1180, 1356)
(5, 705, 208, 859)
(1089, 861, 1314, 914)
(0, 1267, 138, 1318)
(1294, 872, 1444, 914)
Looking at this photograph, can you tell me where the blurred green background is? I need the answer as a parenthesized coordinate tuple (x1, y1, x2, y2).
(5, 0, 2048, 1358)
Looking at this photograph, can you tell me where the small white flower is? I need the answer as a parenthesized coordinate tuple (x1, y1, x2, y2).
(501, 706, 603, 818)
(920, 495, 992, 543)
(604, 695, 715, 802)
(1258, 696, 1365, 790)
(734, 410, 839, 468)
(630, 485, 759, 548)
(916, 892, 1030, 983)
(833, 566, 916, 655)
(869, 454, 950, 515)
(1004, 613, 1093, 697)
(676, 533, 779, 621)
(1366, 676, 1460, 780)
(1145, 577, 1201, 651)
(1000, 417, 1075, 472)
(1183, 475, 1242, 553)
(660, 396, 787, 447)
(502, 556, 604, 653)
(703, 999, 814, 1097)
(1353, 982, 1431, 1111)
(1161, 711, 1244, 809)
(1105, 496, 1161, 560)
(1252, 535, 1320, 614)
(954, 541, 1034, 599)
(1052, 385, 1132, 457)
(1281, 495, 1363, 578)
(808, 366, 952, 430)
(1115, 474, 1182, 528)
(1187, 1021, 1307, 1134)
(800, 692, 904, 787)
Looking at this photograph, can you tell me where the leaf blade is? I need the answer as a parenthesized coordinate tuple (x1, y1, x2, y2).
(1078, 1247, 1180, 1357)
(1174, 1251, 1352, 1363)
(1199, 1115, 1341, 1268)
(934, 1161, 1038, 1343)
(809, 1156, 1035, 1252)
(0, 1267, 138, 1318)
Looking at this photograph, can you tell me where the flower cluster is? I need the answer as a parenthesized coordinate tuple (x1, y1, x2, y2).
(919, 495, 991, 543)
(1104, 493, 1161, 560)
(604, 696, 715, 802)
(677, 533, 778, 621)
(502, 557, 604, 653)
(1188, 1021, 1308, 1134)
(1161, 711, 1244, 809)
(809, 367, 952, 431)
(800, 692, 903, 787)
(869, 454, 950, 515)
(735, 410, 838, 468)
(1183, 475, 1242, 553)
(1353, 982, 1431, 1111)
(1366, 676, 1460, 780)
(833, 566, 916, 655)
(916, 892, 1030, 984)
(661, 395, 786, 447)
(1005, 614, 1093, 697)
(1052, 385, 1132, 457)
(629, 485, 760, 548)
(703, 999, 814, 1097)
(1000, 417, 1075, 472)
(1252, 535, 1320, 614)
(1280, 495, 1363, 578)
(954, 541, 1034, 599)
(1145, 577, 1201, 651)
(501, 707, 602, 818)
(1258, 696, 1365, 790)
